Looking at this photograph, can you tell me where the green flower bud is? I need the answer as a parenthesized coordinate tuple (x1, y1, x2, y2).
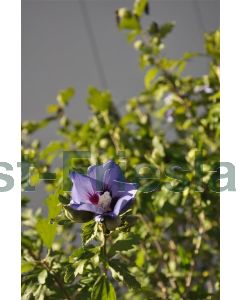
(126, 98, 138, 112)
(104, 216, 121, 231)
(142, 54, 154, 65)
(31, 139, 40, 149)
(134, 40, 144, 50)
(152, 148, 164, 163)
(22, 121, 31, 128)
(99, 138, 109, 149)
(60, 116, 69, 127)
(140, 114, 148, 124)
(24, 148, 36, 159)
(138, 166, 151, 176)
(152, 36, 160, 46)
(118, 8, 130, 18)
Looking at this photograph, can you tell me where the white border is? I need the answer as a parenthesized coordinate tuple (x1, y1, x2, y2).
(221, 0, 240, 299)
(0, 0, 21, 299)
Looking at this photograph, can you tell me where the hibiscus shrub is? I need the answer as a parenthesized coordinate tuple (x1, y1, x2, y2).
(21, 0, 220, 299)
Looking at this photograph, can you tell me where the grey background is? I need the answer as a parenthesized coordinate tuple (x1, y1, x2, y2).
(22, 0, 219, 203)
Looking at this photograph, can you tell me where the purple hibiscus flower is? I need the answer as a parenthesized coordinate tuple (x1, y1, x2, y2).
(69, 160, 137, 220)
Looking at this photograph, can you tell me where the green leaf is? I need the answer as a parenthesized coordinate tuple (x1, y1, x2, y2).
(120, 16, 140, 31)
(77, 286, 91, 299)
(87, 86, 112, 112)
(36, 218, 57, 248)
(82, 220, 98, 245)
(38, 269, 48, 285)
(47, 104, 60, 114)
(64, 206, 94, 223)
(57, 87, 75, 107)
(59, 194, 70, 205)
(120, 113, 139, 126)
(133, 0, 148, 17)
(91, 276, 107, 300)
(135, 248, 145, 267)
(108, 282, 117, 300)
(205, 30, 220, 59)
(109, 259, 141, 290)
(21, 261, 35, 273)
(117, 9, 141, 31)
(158, 22, 175, 38)
(175, 60, 187, 75)
(91, 275, 116, 300)
(69, 246, 99, 262)
(74, 260, 86, 276)
(108, 235, 139, 257)
(148, 22, 160, 35)
(127, 30, 140, 42)
(64, 265, 75, 283)
(123, 215, 138, 226)
(45, 194, 61, 220)
(144, 67, 158, 89)
(40, 141, 67, 164)
(148, 21, 175, 39)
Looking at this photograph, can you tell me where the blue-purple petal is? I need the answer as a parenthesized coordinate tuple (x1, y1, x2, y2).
(70, 162, 138, 219)
(87, 160, 124, 191)
(110, 180, 137, 215)
(113, 195, 135, 216)
(69, 202, 104, 215)
(110, 180, 137, 200)
(70, 172, 98, 205)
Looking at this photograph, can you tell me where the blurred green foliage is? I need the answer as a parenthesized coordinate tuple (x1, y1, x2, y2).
(21, 0, 219, 299)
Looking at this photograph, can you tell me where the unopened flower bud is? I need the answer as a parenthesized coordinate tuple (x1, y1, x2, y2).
(99, 138, 109, 149)
(118, 8, 129, 18)
(32, 139, 40, 149)
(60, 116, 69, 127)
(134, 40, 144, 50)
(104, 216, 121, 231)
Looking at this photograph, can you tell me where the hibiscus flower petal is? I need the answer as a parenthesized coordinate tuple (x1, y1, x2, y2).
(69, 202, 104, 215)
(70, 172, 99, 205)
(110, 180, 138, 215)
(113, 195, 135, 216)
(110, 180, 137, 200)
(87, 160, 124, 191)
